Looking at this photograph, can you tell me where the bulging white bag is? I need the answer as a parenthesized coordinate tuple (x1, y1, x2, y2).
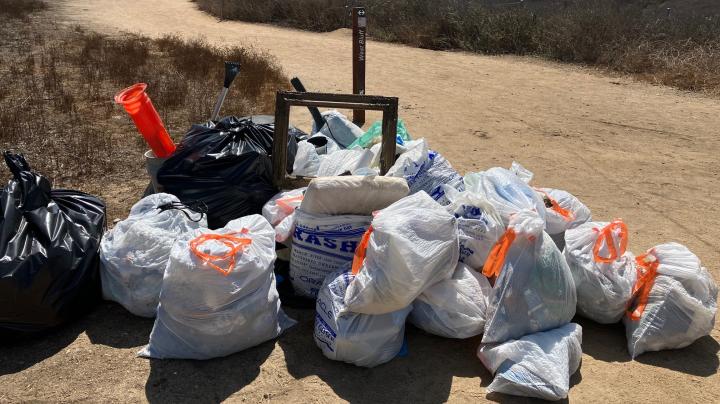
(387, 139, 464, 196)
(409, 262, 492, 339)
(314, 268, 411, 368)
(444, 190, 505, 269)
(482, 210, 576, 344)
(100, 193, 207, 318)
(536, 188, 592, 236)
(564, 220, 636, 324)
(624, 243, 717, 358)
(464, 167, 547, 227)
(478, 323, 583, 401)
(262, 188, 306, 243)
(139, 215, 294, 360)
(300, 176, 409, 216)
(290, 210, 371, 298)
(344, 192, 459, 315)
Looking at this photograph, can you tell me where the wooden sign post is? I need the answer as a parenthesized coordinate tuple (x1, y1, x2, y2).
(352, 7, 367, 126)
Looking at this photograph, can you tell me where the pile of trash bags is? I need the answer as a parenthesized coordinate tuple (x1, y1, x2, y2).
(5, 108, 718, 400)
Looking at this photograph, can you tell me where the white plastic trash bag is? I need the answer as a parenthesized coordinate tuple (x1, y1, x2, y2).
(290, 210, 371, 298)
(300, 175, 409, 216)
(344, 192, 459, 315)
(387, 139, 464, 196)
(536, 187, 592, 236)
(482, 209, 576, 344)
(464, 167, 546, 227)
(100, 193, 207, 318)
(564, 220, 636, 324)
(624, 243, 717, 358)
(409, 262, 492, 339)
(444, 190, 505, 269)
(311, 110, 365, 149)
(139, 215, 294, 360)
(262, 188, 305, 243)
(314, 268, 411, 368)
(478, 323, 583, 401)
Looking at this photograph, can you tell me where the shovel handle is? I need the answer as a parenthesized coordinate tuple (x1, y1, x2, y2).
(290, 77, 326, 130)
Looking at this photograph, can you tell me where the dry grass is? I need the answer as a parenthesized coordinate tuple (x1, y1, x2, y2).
(194, 0, 720, 95)
(0, 0, 46, 20)
(0, 4, 287, 217)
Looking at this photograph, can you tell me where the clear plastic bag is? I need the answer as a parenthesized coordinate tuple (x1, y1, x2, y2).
(100, 193, 207, 318)
(262, 188, 306, 243)
(409, 262, 492, 339)
(314, 267, 411, 368)
(139, 215, 294, 360)
(564, 220, 636, 324)
(624, 243, 717, 358)
(478, 323, 583, 401)
(482, 210, 576, 344)
(345, 192, 459, 315)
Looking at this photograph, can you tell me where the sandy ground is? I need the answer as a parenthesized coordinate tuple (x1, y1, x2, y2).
(1, 0, 718, 402)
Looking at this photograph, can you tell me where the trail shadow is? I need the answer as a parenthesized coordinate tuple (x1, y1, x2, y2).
(278, 308, 490, 403)
(84, 301, 155, 349)
(144, 340, 275, 404)
(574, 317, 631, 363)
(635, 335, 719, 377)
(0, 315, 87, 376)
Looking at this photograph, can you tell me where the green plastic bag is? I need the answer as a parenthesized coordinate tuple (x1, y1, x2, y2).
(348, 119, 411, 149)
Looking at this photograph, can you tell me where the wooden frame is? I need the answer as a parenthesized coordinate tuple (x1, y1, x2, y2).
(273, 91, 399, 189)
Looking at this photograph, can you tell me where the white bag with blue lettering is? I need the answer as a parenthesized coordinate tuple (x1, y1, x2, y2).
(387, 139, 464, 197)
(314, 268, 411, 368)
(290, 210, 371, 298)
(139, 215, 294, 360)
(409, 262, 492, 339)
(444, 190, 505, 270)
(100, 193, 207, 318)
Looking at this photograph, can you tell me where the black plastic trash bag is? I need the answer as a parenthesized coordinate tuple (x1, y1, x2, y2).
(157, 115, 305, 229)
(0, 152, 106, 340)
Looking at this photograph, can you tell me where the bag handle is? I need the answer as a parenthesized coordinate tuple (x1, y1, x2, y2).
(592, 219, 628, 263)
(482, 228, 517, 279)
(626, 251, 659, 321)
(157, 200, 208, 223)
(351, 226, 374, 275)
(535, 188, 574, 221)
(276, 194, 304, 215)
(189, 229, 252, 276)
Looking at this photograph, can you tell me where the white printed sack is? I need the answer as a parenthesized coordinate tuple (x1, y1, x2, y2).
(100, 193, 207, 318)
(478, 323, 583, 401)
(409, 262, 492, 339)
(482, 210, 576, 344)
(387, 139, 464, 196)
(290, 210, 371, 298)
(139, 215, 294, 360)
(314, 268, 411, 368)
(564, 220, 636, 324)
(624, 243, 717, 358)
(344, 192, 459, 315)
(262, 188, 306, 243)
(443, 189, 505, 269)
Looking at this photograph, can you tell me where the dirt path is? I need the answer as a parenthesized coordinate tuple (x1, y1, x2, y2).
(1, 0, 717, 402)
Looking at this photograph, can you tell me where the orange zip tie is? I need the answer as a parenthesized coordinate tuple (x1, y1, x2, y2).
(276, 195, 304, 215)
(351, 226, 374, 275)
(189, 230, 252, 276)
(626, 252, 659, 321)
(592, 219, 629, 264)
(482, 228, 517, 279)
(535, 188, 575, 221)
